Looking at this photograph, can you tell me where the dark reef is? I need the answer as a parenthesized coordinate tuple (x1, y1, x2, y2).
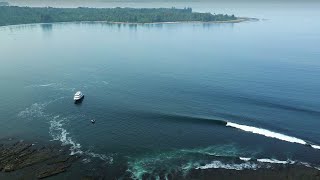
(0, 138, 79, 179)
(1, 137, 319, 179)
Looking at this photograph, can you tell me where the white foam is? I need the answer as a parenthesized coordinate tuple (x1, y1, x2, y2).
(82, 158, 91, 164)
(18, 97, 65, 119)
(25, 83, 75, 92)
(226, 122, 307, 145)
(19, 98, 112, 162)
(257, 158, 294, 164)
(24, 83, 57, 88)
(300, 162, 312, 167)
(239, 157, 251, 161)
(85, 151, 113, 163)
(39, 83, 56, 87)
(49, 115, 113, 162)
(49, 116, 83, 155)
(195, 161, 258, 170)
(226, 122, 320, 151)
(311, 145, 320, 149)
(18, 102, 46, 118)
(102, 81, 109, 85)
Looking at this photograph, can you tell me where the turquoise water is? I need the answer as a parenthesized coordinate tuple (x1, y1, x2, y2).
(1, 2, 320, 179)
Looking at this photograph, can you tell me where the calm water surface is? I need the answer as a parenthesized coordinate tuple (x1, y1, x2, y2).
(0, 2, 320, 179)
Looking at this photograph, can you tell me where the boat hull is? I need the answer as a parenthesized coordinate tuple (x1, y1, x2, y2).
(74, 95, 84, 104)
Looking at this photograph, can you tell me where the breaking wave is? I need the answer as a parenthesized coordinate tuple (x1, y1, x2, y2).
(141, 112, 320, 151)
(239, 157, 251, 161)
(225, 122, 320, 150)
(256, 158, 295, 164)
(311, 145, 320, 150)
(195, 161, 258, 170)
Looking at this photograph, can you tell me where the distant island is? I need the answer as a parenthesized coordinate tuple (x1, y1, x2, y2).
(0, 1, 9, 6)
(0, 6, 249, 26)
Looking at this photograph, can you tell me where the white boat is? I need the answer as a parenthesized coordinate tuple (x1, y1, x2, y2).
(74, 91, 84, 101)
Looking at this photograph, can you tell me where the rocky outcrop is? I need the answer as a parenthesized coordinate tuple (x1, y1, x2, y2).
(0, 139, 80, 179)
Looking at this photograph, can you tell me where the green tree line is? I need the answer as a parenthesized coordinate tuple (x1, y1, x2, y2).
(0, 6, 237, 26)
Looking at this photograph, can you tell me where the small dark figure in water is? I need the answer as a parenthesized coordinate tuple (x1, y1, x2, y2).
(91, 119, 95, 124)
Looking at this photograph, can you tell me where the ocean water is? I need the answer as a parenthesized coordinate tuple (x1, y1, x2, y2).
(1, 1, 320, 179)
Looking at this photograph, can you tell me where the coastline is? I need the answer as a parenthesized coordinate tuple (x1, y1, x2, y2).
(0, 17, 258, 28)
(1, 137, 319, 180)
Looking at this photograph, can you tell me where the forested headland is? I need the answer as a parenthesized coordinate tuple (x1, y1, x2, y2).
(0, 6, 239, 26)
(0, 1, 9, 6)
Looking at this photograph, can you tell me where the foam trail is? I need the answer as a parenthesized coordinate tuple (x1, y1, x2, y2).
(18, 102, 46, 118)
(25, 82, 75, 92)
(226, 122, 307, 145)
(195, 161, 258, 170)
(18, 97, 65, 119)
(239, 157, 251, 161)
(311, 145, 320, 150)
(19, 99, 112, 162)
(25, 83, 56, 88)
(85, 151, 113, 163)
(49, 116, 83, 155)
(49, 116, 113, 161)
(39, 83, 56, 87)
(257, 158, 294, 164)
(49, 115, 113, 161)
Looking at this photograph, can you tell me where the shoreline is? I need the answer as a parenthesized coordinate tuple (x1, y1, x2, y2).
(1, 137, 319, 179)
(0, 17, 258, 28)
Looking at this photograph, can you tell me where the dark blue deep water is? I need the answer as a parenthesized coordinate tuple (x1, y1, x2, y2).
(0, 1, 320, 179)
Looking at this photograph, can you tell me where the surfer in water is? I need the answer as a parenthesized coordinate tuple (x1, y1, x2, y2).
(91, 119, 95, 124)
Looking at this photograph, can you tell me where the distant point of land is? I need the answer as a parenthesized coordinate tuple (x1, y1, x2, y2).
(0, 6, 254, 27)
(0, 1, 9, 6)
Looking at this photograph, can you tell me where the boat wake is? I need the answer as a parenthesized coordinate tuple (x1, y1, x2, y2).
(25, 83, 56, 88)
(24, 82, 76, 92)
(18, 97, 65, 119)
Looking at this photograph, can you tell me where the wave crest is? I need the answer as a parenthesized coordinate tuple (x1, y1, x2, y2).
(257, 158, 295, 164)
(195, 161, 258, 170)
(226, 122, 309, 145)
